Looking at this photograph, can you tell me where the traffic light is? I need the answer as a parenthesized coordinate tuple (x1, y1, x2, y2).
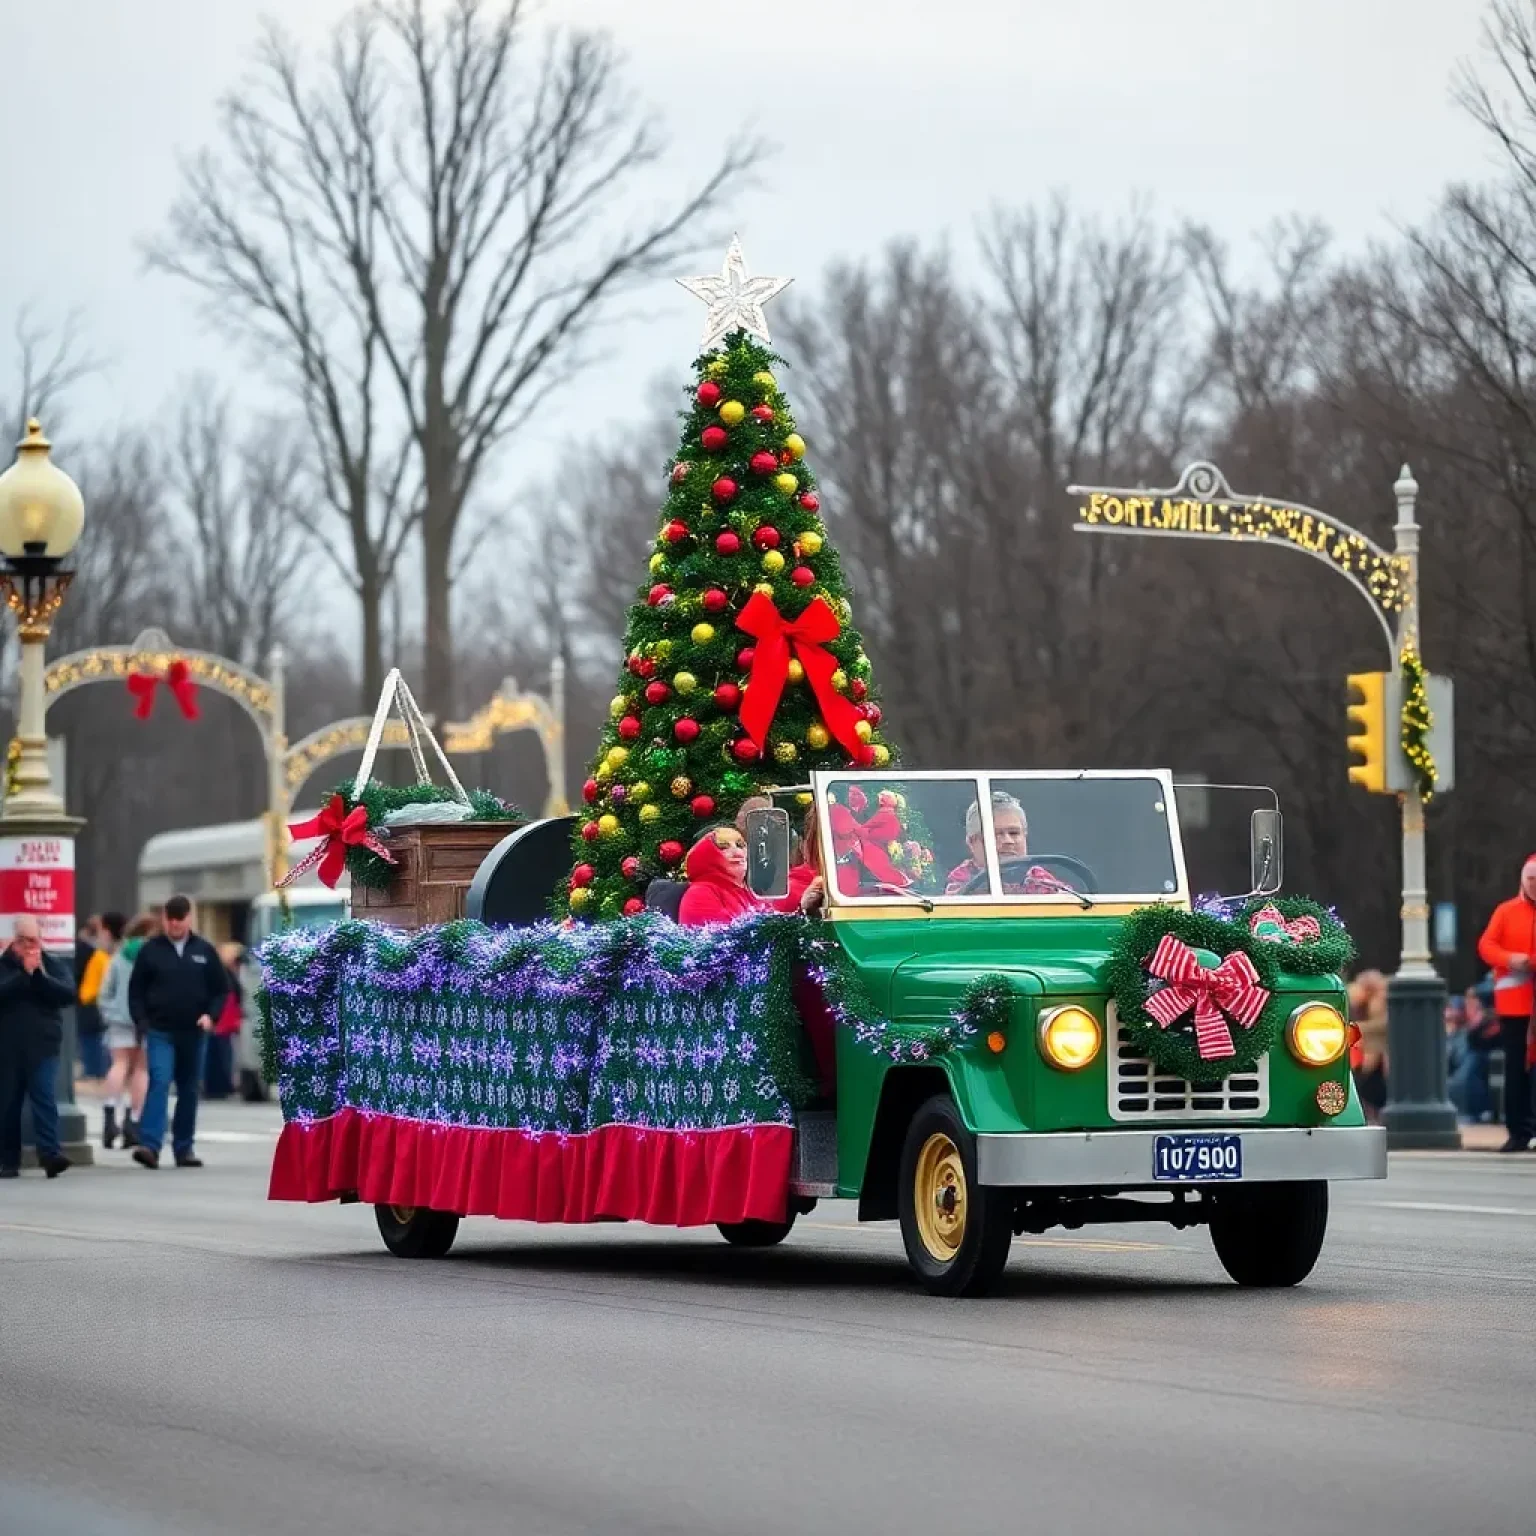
(1345, 672, 1387, 792)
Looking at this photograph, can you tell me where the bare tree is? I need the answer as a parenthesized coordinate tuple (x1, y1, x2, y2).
(152, 0, 760, 713)
(0, 304, 102, 445)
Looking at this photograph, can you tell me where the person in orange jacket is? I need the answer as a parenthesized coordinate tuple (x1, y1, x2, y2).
(1477, 854, 1536, 1152)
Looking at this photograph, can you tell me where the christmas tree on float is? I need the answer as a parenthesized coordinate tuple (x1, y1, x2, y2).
(565, 238, 896, 919)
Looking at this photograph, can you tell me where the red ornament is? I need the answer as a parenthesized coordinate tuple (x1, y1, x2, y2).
(634, 657, 656, 679)
(702, 587, 729, 613)
(864, 702, 883, 726)
(658, 840, 685, 866)
(750, 403, 775, 423)
(737, 646, 756, 670)
(621, 855, 641, 880)
(571, 864, 595, 888)
(691, 794, 716, 818)
(749, 450, 778, 476)
(779, 449, 794, 466)
(582, 778, 599, 804)
(618, 715, 641, 740)
(664, 519, 689, 543)
(798, 492, 820, 513)
(712, 477, 737, 504)
(644, 680, 671, 705)
(674, 717, 700, 743)
(850, 678, 868, 701)
(581, 820, 601, 842)
(752, 525, 780, 550)
(696, 380, 722, 408)
(715, 530, 741, 555)
(670, 462, 690, 485)
(713, 681, 741, 710)
(623, 897, 645, 917)
(791, 565, 815, 587)
(732, 738, 761, 762)
(701, 424, 728, 452)
(647, 583, 671, 606)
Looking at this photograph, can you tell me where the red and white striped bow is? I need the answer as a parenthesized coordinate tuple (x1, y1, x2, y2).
(1143, 933, 1269, 1062)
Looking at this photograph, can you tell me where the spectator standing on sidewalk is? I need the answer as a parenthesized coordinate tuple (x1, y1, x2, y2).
(128, 896, 228, 1170)
(97, 914, 156, 1149)
(1478, 854, 1536, 1152)
(74, 914, 111, 1083)
(0, 916, 78, 1178)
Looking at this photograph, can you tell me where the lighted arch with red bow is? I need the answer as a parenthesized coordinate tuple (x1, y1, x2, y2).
(126, 659, 199, 721)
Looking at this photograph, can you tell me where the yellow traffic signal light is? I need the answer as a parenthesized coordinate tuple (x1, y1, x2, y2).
(1346, 672, 1387, 792)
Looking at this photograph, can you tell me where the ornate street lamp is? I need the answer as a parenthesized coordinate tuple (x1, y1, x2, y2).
(0, 419, 83, 820)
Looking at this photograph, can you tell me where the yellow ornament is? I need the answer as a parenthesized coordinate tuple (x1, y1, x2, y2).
(753, 581, 775, 597)
(670, 775, 693, 799)
(806, 723, 830, 750)
(783, 433, 806, 460)
(649, 552, 665, 574)
(638, 803, 661, 825)
(795, 792, 813, 807)
(568, 886, 591, 911)
(610, 695, 628, 719)
(786, 658, 805, 684)
(595, 762, 613, 784)
(872, 744, 891, 767)
(707, 357, 729, 377)
(654, 639, 673, 661)
(762, 549, 785, 574)
(631, 781, 651, 803)
(719, 400, 746, 426)
(830, 668, 848, 692)
(598, 813, 620, 835)
(854, 720, 873, 743)
(673, 671, 697, 696)
(691, 621, 715, 645)
(606, 746, 629, 766)
(753, 370, 776, 391)
(774, 472, 799, 495)
(799, 530, 822, 556)
(773, 741, 798, 764)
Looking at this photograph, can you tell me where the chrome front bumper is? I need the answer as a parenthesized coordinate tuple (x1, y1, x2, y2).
(975, 1126, 1387, 1188)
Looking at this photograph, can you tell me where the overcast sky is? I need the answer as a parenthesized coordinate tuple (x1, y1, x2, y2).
(0, 0, 1500, 564)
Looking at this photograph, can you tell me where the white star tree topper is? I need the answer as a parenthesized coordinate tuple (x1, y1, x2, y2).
(677, 237, 792, 351)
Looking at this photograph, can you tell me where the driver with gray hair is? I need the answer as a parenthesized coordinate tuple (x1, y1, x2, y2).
(945, 790, 1075, 896)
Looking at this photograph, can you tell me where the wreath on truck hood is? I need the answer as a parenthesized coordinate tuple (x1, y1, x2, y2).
(1104, 899, 1354, 1084)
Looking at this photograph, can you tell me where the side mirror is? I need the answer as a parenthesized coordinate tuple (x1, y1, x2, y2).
(743, 807, 792, 900)
(1249, 808, 1284, 896)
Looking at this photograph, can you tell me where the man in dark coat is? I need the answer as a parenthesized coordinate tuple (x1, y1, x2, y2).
(0, 915, 78, 1177)
(128, 895, 229, 1170)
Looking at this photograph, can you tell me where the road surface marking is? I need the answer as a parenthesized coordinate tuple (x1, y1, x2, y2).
(1369, 1200, 1536, 1218)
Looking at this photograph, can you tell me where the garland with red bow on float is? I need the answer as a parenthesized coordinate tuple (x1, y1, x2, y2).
(126, 659, 199, 720)
(1105, 901, 1354, 1084)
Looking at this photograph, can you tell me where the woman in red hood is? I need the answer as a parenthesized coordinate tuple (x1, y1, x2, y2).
(677, 825, 761, 926)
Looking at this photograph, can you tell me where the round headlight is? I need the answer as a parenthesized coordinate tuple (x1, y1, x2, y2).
(1287, 1002, 1348, 1067)
(1037, 1005, 1102, 1071)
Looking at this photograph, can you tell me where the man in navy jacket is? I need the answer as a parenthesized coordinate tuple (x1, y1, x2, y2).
(0, 915, 77, 1177)
(128, 895, 229, 1169)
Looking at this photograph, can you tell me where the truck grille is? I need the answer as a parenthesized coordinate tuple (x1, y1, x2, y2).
(1107, 1006, 1269, 1121)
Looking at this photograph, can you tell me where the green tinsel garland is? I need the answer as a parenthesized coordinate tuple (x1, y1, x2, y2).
(331, 781, 523, 889)
(1104, 906, 1286, 1084)
(1398, 643, 1437, 801)
(256, 984, 277, 1087)
(1239, 895, 1354, 977)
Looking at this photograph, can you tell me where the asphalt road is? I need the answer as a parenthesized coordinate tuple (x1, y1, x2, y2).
(3, 1103, 1534, 1536)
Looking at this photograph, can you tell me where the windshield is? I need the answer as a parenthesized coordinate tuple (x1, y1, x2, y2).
(817, 772, 1182, 904)
(249, 897, 348, 946)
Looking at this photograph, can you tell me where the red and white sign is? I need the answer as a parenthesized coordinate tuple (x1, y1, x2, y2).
(0, 836, 76, 951)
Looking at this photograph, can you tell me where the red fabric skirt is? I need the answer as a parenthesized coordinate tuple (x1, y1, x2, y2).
(268, 1108, 794, 1227)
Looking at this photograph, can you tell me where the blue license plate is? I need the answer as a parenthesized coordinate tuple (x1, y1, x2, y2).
(1152, 1133, 1243, 1182)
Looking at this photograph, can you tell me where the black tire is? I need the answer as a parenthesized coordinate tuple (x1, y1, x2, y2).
(897, 1095, 1013, 1297)
(374, 1203, 460, 1259)
(1208, 1180, 1328, 1287)
(716, 1216, 796, 1247)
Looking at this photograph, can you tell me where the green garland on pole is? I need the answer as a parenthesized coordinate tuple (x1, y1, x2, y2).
(1398, 642, 1437, 801)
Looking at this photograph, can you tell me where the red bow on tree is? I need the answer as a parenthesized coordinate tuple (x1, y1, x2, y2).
(734, 592, 866, 759)
(127, 660, 199, 721)
(278, 793, 395, 889)
(829, 793, 910, 893)
(1143, 933, 1269, 1061)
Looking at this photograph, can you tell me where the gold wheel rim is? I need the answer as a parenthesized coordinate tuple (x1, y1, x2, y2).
(913, 1132, 967, 1262)
(389, 1205, 417, 1225)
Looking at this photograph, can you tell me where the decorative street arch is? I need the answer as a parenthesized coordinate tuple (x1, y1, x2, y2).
(442, 656, 568, 816)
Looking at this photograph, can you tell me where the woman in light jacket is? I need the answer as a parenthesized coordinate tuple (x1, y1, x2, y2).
(98, 914, 157, 1149)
